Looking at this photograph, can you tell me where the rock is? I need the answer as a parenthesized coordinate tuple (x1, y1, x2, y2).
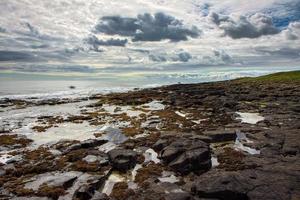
(64, 139, 107, 153)
(62, 172, 110, 200)
(82, 154, 109, 165)
(203, 129, 236, 143)
(108, 149, 137, 171)
(91, 192, 111, 200)
(282, 129, 300, 155)
(160, 138, 211, 174)
(73, 184, 95, 200)
(25, 171, 82, 191)
(164, 192, 196, 200)
(81, 139, 108, 149)
(191, 169, 299, 200)
(152, 139, 169, 151)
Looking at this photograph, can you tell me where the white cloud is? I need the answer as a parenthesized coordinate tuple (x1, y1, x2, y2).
(0, 0, 299, 75)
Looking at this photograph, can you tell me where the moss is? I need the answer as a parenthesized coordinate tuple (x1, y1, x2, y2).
(37, 184, 66, 200)
(24, 147, 53, 161)
(72, 160, 100, 172)
(135, 163, 164, 185)
(110, 182, 135, 200)
(0, 134, 32, 147)
(217, 147, 246, 171)
(121, 127, 143, 137)
(65, 149, 88, 162)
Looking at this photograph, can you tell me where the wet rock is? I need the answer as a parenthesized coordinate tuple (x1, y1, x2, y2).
(62, 172, 111, 200)
(108, 149, 137, 171)
(160, 138, 211, 174)
(25, 171, 82, 191)
(64, 139, 107, 153)
(82, 154, 109, 165)
(203, 129, 237, 143)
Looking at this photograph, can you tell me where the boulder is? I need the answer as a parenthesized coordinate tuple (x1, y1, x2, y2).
(108, 149, 137, 171)
(160, 138, 211, 174)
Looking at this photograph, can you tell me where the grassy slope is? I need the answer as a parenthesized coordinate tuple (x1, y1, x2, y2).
(235, 71, 300, 83)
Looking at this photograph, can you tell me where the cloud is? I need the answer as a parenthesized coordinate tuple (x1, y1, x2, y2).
(94, 12, 200, 42)
(149, 51, 192, 62)
(282, 21, 300, 40)
(213, 49, 233, 63)
(172, 52, 192, 62)
(0, 51, 37, 62)
(0, 27, 6, 33)
(86, 35, 128, 51)
(209, 12, 280, 39)
(255, 47, 300, 59)
(1, 64, 96, 73)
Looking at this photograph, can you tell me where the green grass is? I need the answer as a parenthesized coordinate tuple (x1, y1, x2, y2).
(235, 70, 300, 83)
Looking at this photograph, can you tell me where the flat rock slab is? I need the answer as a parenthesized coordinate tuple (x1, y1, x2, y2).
(25, 171, 82, 191)
(191, 169, 300, 200)
(203, 129, 237, 143)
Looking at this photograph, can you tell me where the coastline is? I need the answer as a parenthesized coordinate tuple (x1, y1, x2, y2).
(0, 71, 299, 199)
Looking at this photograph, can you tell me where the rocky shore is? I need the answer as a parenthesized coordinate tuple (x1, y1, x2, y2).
(0, 71, 299, 200)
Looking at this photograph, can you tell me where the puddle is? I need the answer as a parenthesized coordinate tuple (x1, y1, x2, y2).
(142, 101, 165, 111)
(234, 131, 260, 155)
(0, 101, 94, 132)
(98, 142, 118, 153)
(102, 104, 144, 118)
(175, 111, 187, 118)
(98, 125, 128, 144)
(143, 148, 160, 164)
(27, 122, 97, 146)
(158, 171, 179, 183)
(0, 153, 19, 164)
(101, 173, 125, 195)
(211, 156, 220, 167)
(236, 112, 264, 124)
(192, 119, 209, 124)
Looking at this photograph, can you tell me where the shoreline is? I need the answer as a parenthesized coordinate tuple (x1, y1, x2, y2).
(0, 71, 299, 200)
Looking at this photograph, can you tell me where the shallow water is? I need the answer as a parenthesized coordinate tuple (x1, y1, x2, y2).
(236, 112, 265, 124)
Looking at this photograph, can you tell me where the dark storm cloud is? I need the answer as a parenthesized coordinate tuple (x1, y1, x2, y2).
(94, 12, 200, 42)
(86, 35, 127, 50)
(0, 51, 37, 62)
(209, 12, 280, 39)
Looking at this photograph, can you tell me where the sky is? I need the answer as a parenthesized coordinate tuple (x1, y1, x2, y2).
(0, 0, 299, 80)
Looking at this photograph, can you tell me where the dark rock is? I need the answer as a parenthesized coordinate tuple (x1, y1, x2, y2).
(153, 139, 169, 151)
(203, 129, 237, 143)
(73, 184, 95, 200)
(108, 148, 137, 171)
(64, 139, 107, 153)
(80, 139, 107, 149)
(164, 192, 196, 200)
(191, 169, 299, 200)
(160, 138, 211, 174)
